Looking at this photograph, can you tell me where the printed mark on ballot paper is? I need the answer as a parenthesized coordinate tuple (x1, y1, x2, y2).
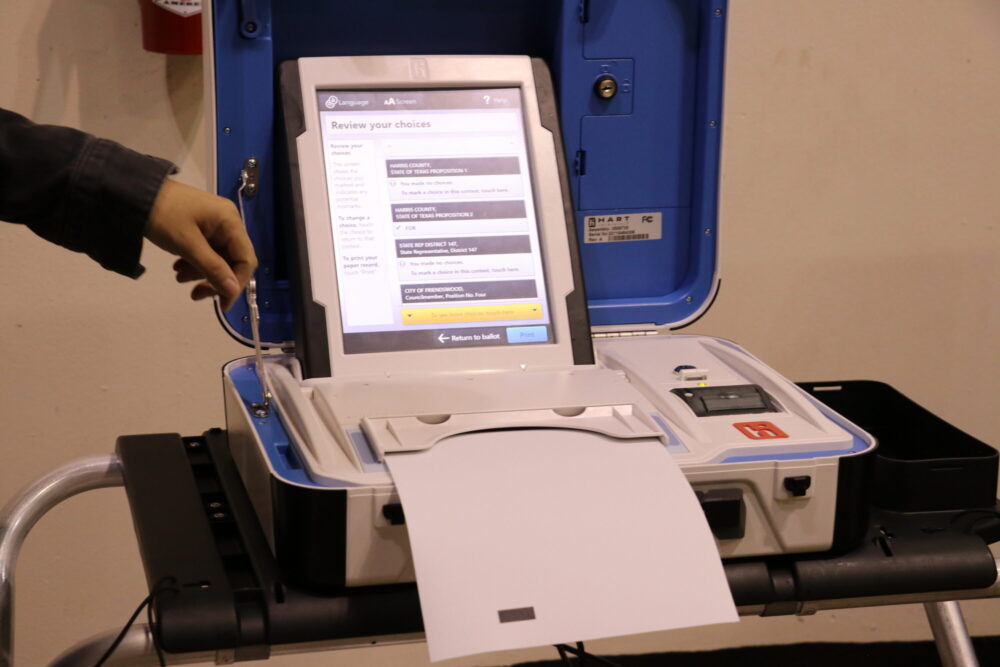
(498, 606, 536, 623)
(584, 212, 662, 244)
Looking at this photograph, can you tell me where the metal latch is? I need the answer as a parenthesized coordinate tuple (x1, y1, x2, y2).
(237, 161, 272, 417)
(241, 157, 260, 197)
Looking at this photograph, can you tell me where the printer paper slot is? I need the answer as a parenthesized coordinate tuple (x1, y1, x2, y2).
(364, 404, 664, 460)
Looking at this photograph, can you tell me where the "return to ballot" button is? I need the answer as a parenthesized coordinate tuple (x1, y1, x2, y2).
(401, 302, 542, 325)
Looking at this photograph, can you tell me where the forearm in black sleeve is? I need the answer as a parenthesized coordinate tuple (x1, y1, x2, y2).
(0, 107, 177, 277)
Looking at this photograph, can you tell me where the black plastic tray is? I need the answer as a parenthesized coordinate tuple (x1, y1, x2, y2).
(800, 381, 998, 512)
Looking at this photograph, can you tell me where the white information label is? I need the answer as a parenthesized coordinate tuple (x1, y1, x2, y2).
(153, 0, 201, 17)
(584, 212, 662, 244)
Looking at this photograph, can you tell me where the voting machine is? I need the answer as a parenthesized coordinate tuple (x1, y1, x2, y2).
(208, 13, 877, 591)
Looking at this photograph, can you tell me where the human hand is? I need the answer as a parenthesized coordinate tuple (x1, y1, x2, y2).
(145, 179, 257, 311)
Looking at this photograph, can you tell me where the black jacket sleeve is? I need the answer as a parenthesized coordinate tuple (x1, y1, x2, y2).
(0, 107, 177, 277)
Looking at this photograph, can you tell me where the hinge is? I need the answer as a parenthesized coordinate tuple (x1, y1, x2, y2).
(592, 330, 659, 339)
(236, 167, 272, 416)
(578, 0, 590, 23)
(574, 150, 586, 175)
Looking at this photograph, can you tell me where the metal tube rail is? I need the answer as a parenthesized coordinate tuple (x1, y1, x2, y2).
(49, 565, 1000, 667)
(764, 559, 1000, 616)
(925, 601, 980, 667)
(49, 625, 212, 667)
(0, 455, 124, 667)
(4, 455, 998, 666)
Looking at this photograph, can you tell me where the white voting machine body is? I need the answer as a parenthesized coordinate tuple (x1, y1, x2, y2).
(221, 53, 875, 585)
(217, 54, 874, 657)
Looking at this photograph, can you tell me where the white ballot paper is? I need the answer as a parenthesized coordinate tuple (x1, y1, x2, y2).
(384, 428, 738, 662)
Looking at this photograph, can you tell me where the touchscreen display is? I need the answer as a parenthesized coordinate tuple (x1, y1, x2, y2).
(317, 88, 553, 354)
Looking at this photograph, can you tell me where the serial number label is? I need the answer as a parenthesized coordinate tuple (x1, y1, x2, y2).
(584, 212, 662, 244)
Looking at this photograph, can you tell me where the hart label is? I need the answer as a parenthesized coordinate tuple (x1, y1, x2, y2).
(733, 422, 789, 440)
(584, 212, 662, 243)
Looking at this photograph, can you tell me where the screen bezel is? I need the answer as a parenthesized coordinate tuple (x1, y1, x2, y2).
(317, 86, 555, 357)
(291, 55, 583, 378)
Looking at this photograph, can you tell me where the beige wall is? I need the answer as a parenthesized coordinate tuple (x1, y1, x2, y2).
(1, 1, 998, 665)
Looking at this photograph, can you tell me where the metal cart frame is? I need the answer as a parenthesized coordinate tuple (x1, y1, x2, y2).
(2, 443, 997, 667)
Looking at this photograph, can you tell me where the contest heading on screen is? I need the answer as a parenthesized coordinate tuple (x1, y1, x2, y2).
(329, 118, 432, 132)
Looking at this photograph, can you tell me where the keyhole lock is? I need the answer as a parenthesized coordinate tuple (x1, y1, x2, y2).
(594, 75, 618, 100)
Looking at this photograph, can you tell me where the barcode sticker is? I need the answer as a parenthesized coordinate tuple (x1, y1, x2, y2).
(584, 212, 662, 244)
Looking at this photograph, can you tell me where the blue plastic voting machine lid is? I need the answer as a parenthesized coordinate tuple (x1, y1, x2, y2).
(209, 0, 727, 348)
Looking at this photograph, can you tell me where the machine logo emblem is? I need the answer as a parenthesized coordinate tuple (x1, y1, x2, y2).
(325, 95, 339, 109)
(733, 422, 788, 440)
(410, 57, 429, 80)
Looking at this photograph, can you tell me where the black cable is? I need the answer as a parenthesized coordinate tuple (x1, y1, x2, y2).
(146, 590, 167, 667)
(91, 593, 154, 667)
(93, 577, 174, 667)
(553, 641, 624, 667)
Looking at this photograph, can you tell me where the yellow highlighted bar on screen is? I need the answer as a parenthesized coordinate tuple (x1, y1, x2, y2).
(402, 303, 543, 325)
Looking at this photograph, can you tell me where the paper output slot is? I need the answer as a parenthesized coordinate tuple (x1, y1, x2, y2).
(364, 404, 664, 460)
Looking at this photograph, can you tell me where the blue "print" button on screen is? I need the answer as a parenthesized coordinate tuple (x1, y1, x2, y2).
(506, 326, 548, 344)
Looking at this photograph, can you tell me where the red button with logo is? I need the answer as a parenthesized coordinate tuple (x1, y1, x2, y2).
(733, 421, 789, 440)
